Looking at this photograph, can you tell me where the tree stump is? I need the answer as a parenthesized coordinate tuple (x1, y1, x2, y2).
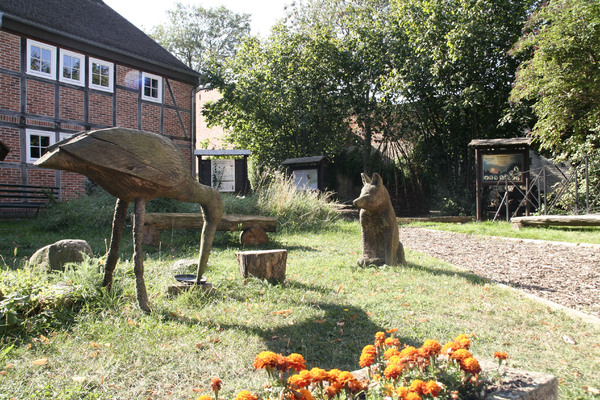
(239, 226, 269, 245)
(236, 249, 287, 282)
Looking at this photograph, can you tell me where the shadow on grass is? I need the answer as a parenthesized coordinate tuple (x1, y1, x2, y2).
(156, 279, 393, 371)
(400, 261, 489, 286)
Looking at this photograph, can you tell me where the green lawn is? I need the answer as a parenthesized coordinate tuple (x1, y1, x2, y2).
(406, 220, 600, 244)
(1, 218, 599, 399)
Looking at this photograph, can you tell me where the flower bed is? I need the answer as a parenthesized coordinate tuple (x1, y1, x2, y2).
(199, 331, 530, 400)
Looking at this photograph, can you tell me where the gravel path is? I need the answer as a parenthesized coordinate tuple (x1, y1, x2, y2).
(399, 226, 600, 319)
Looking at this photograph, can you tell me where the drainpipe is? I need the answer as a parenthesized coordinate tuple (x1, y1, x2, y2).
(0, 12, 4, 29)
(191, 85, 201, 177)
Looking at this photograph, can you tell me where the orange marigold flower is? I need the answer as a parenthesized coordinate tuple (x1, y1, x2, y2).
(276, 354, 289, 371)
(253, 351, 279, 369)
(399, 346, 419, 360)
(296, 389, 315, 400)
(197, 396, 212, 400)
(360, 345, 377, 367)
(425, 380, 441, 397)
(420, 339, 442, 358)
(235, 391, 257, 400)
(359, 352, 375, 368)
(337, 371, 355, 386)
(396, 387, 409, 399)
(362, 344, 377, 356)
(375, 332, 386, 347)
(386, 328, 398, 334)
(460, 357, 481, 375)
(347, 378, 367, 393)
(383, 348, 401, 360)
(388, 355, 403, 365)
(210, 377, 222, 392)
(288, 370, 313, 389)
(324, 382, 342, 398)
(286, 353, 307, 372)
(441, 342, 454, 355)
(310, 367, 329, 383)
(494, 352, 508, 360)
(327, 369, 342, 383)
(409, 379, 427, 395)
(383, 362, 405, 380)
(454, 334, 471, 350)
(451, 348, 473, 361)
(406, 393, 421, 400)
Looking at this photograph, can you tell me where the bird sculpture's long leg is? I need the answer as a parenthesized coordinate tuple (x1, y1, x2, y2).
(195, 188, 224, 284)
(103, 198, 130, 289)
(133, 197, 150, 312)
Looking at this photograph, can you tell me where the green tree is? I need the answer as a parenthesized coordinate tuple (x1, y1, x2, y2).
(150, 3, 251, 74)
(382, 0, 536, 210)
(203, 25, 352, 168)
(286, 0, 394, 174)
(510, 0, 600, 162)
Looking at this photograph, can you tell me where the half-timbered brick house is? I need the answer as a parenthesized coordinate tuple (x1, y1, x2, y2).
(0, 0, 200, 206)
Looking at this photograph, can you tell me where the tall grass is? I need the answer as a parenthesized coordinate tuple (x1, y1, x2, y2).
(254, 171, 339, 231)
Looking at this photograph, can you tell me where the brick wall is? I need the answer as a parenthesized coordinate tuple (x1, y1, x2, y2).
(165, 79, 192, 109)
(0, 74, 20, 112)
(0, 127, 21, 163)
(141, 103, 161, 133)
(60, 171, 86, 200)
(0, 167, 20, 185)
(164, 108, 185, 137)
(26, 80, 55, 117)
(0, 31, 20, 71)
(27, 168, 55, 187)
(117, 65, 140, 89)
(59, 87, 85, 121)
(88, 92, 113, 126)
(115, 89, 138, 129)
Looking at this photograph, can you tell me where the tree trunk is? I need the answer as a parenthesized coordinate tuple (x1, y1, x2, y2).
(236, 249, 287, 282)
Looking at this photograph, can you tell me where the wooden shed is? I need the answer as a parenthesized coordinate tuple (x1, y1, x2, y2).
(281, 156, 329, 191)
(195, 149, 251, 194)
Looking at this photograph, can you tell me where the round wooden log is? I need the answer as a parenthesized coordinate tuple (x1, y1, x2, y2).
(239, 226, 269, 245)
(511, 214, 600, 229)
(236, 249, 287, 282)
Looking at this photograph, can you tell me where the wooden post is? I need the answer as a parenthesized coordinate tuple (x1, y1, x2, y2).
(103, 198, 130, 289)
(133, 198, 150, 312)
(236, 249, 287, 282)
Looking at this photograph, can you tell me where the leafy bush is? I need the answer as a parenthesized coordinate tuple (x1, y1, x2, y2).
(0, 258, 111, 336)
(37, 188, 116, 231)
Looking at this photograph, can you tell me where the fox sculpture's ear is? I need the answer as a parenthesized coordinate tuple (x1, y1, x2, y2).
(361, 173, 371, 185)
(371, 173, 382, 186)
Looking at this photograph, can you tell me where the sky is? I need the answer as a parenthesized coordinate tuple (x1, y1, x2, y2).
(103, 0, 290, 37)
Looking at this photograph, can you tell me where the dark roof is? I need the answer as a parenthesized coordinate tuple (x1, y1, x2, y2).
(0, 0, 199, 84)
(282, 156, 328, 165)
(468, 138, 531, 149)
(195, 150, 252, 156)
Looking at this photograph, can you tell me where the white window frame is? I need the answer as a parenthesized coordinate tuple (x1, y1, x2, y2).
(88, 57, 114, 92)
(59, 49, 85, 86)
(26, 130, 55, 163)
(141, 72, 163, 103)
(26, 39, 57, 80)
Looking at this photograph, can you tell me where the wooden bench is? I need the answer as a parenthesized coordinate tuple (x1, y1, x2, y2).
(0, 183, 59, 215)
(142, 212, 277, 246)
(511, 214, 600, 229)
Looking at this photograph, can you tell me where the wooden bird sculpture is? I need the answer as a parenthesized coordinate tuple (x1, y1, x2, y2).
(35, 127, 224, 311)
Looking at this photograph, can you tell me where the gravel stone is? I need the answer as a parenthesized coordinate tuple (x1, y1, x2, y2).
(400, 227, 600, 318)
